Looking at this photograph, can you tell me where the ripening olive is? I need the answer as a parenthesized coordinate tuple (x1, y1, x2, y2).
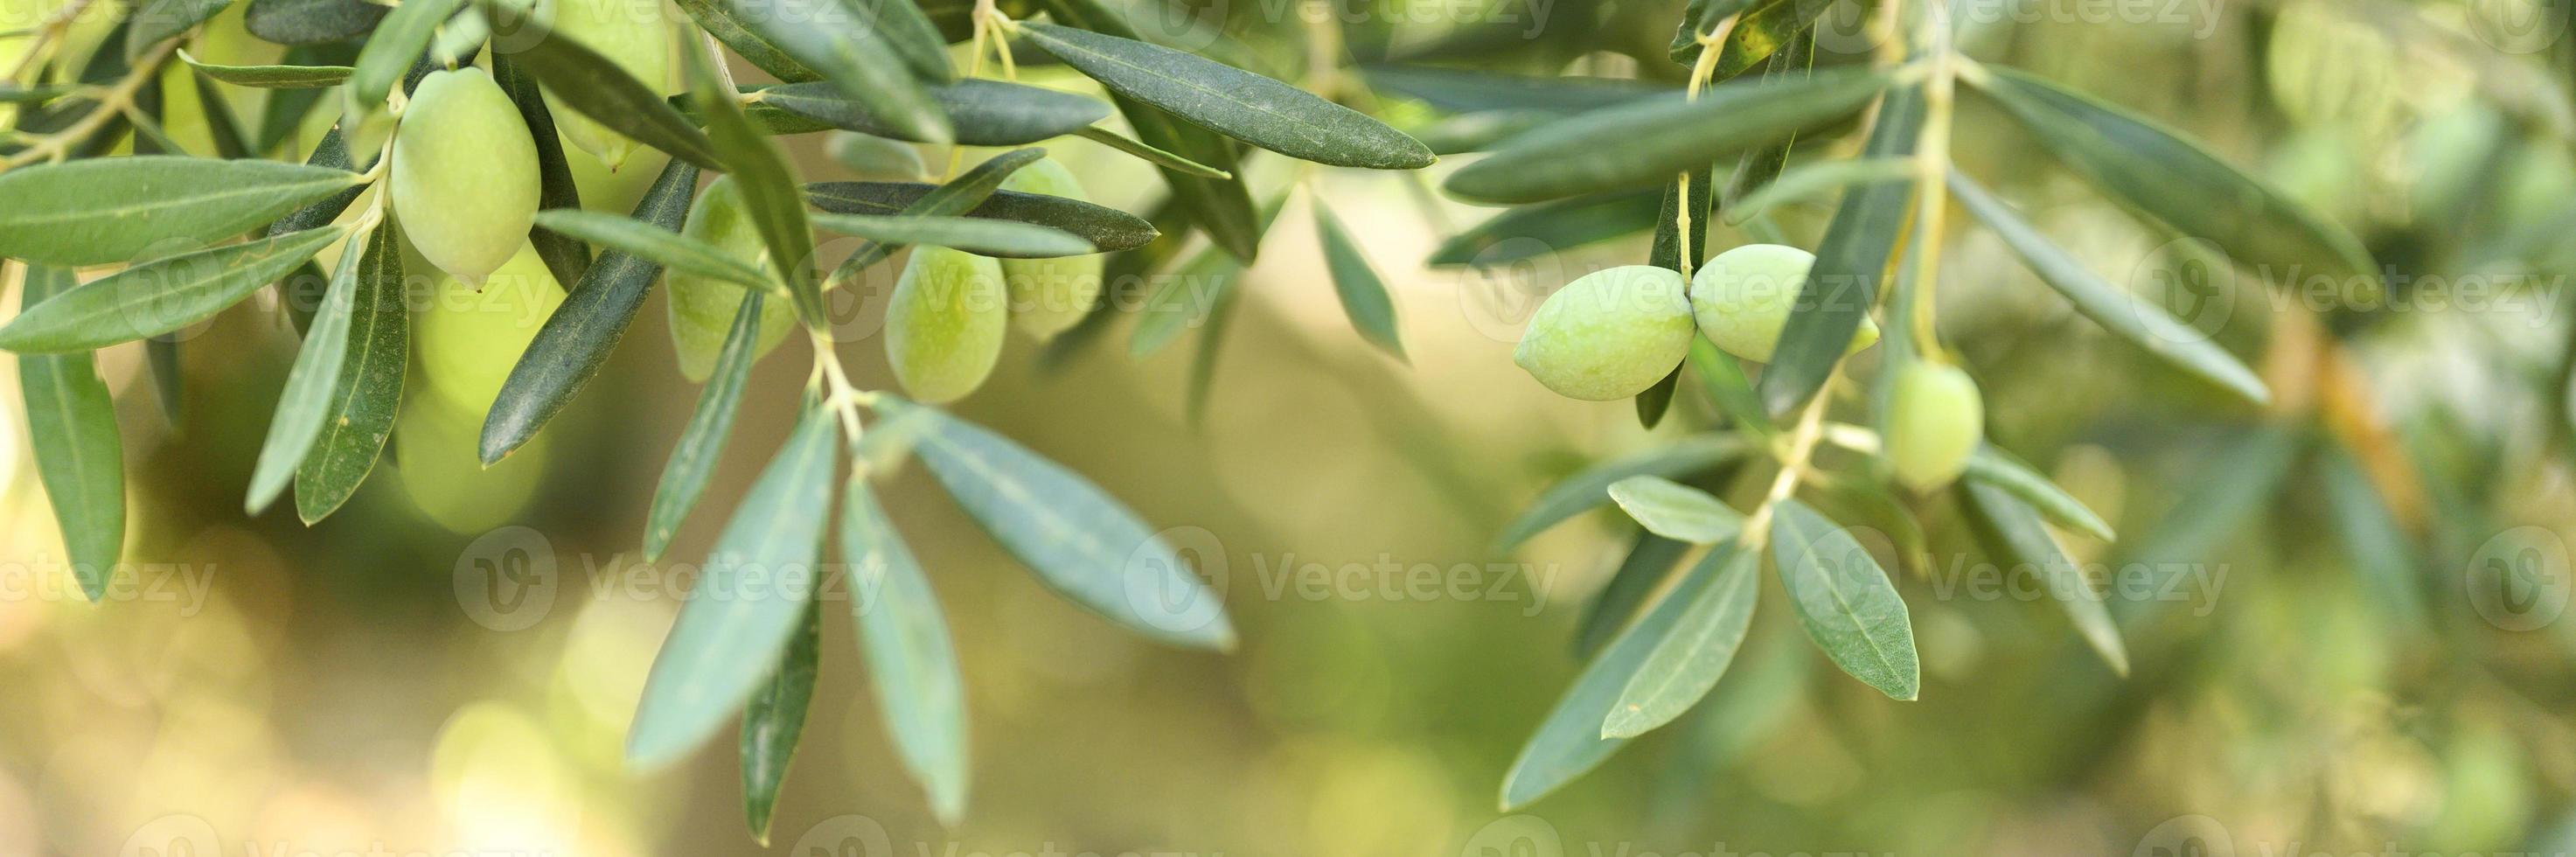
(665, 176, 797, 381)
(538, 0, 670, 167)
(415, 243, 567, 413)
(1688, 243, 1878, 363)
(996, 158, 1104, 340)
(1883, 361, 1984, 492)
(392, 66, 541, 282)
(1513, 265, 1694, 401)
(885, 246, 1008, 403)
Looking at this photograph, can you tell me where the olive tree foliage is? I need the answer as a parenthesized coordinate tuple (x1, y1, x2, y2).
(0, 0, 2517, 835)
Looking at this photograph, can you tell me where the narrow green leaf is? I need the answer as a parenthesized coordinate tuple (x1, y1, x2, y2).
(129, 0, 238, 58)
(1426, 191, 1660, 267)
(739, 601, 819, 844)
(2317, 449, 2432, 629)
(143, 336, 183, 427)
(1602, 542, 1758, 737)
(1445, 67, 1885, 204)
(753, 79, 1106, 145)
(686, 38, 822, 325)
(1956, 480, 2128, 676)
(0, 226, 345, 353)
(292, 219, 409, 524)
(270, 126, 369, 236)
(1312, 204, 1404, 360)
(1635, 366, 1681, 429)
(247, 225, 384, 514)
(345, 0, 462, 119)
(841, 477, 969, 824)
(179, 50, 348, 88)
(1034, 0, 1257, 261)
(1769, 498, 1918, 700)
(806, 179, 1159, 253)
(480, 160, 700, 463)
(1074, 125, 1232, 179)
(1494, 435, 1747, 551)
(17, 264, 125, 601)
(533, 209, 776, 291)
(630, 405, 839, 768)
(644, 291, 766, 562)
(1723, 157, 1912, 225)
(872, 0, 957, 83)
(1688, 339, 1776, 438)
(1501, 537, 1729, 809)
(1963, 443, 2115, 542)
(1574, 531, 1688, 657)
(672, 0, 819, 83)
(1758, 83, 1920, 415)
(810, 212, 1091, 258)
(1605, 476, 1743, 545)
(1019, 22, 1432, 171)
(1974, 66, 2378, 283)
(881, 397, 1235, 650)
(0, 157, 362, 267)
(244, 0, 385, 43)
(1720, 25, 1814, 209)
(1946, 169, 2269, 404)
(820, 150, 1045, 282)
(493, 54, 592, 289)
(256, 44, 359, 150)
(484, 0, 725, 170)
(727, 0, 952, 143)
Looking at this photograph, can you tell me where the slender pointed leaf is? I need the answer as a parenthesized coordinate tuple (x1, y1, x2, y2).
(727, 0, 952, 143)
(1956, 480, 2128, 675)
(484, 0, 725, 170)
(1493, 436, 1748, 551)
(686, 38, 823, 325)
(247, 225, 384, 513)
(1963, 443, 2115, 542)
(17, 264, 124, 601)
(1427, 190, 1661, 267)
(740, 602, 819, 844)
(644, 292, 766, 561)
(753, 79, 1106, 145)
(1445, 67, 1884, 204)
(821, 150, 1045, 282)
(244, 0, 386, 43)
(292, 219, 408, 524)
(0, 157, 361, 267)
(1770, 498, 1918, 700)
(0, 226, 344, 353)
(1312, 204, 1404, 359)
(1606, 476, 1743, 545)
(1075, 125, 1232, 179)
(493, 55, 591, 289)
(810, 213, 1091, 258)
(1574, 531, 1688, 657)
(806, 179, 1159, 253)
(533, 209, 776, 291)
(1603, 542, 1758, 737)
(129, 0, 238, 57)
(841, 478, 969, 824)
(345, 0, 462, 120)
(180, 51, 350, 88)
(628, 405, 840, 768)
(673, 0, 818, 82)
(1034, 0, 1257, 261)
(1758, 83, 1921, 415)
(1723, 157, 1912, 225)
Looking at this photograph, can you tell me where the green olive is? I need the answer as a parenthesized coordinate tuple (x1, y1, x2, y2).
(996, 157, 1104, 340)
(665, 176, 798, 381)
(1884, 361, 1983, 492)
(1513, 265, 1693, 401)
(539, 0, 670, 167)
(393, 66, 541, 282)
(825, 130, 928, 180)
(415, 244, 567, 413)
(885, 246, 1008, 403)
(1688, 243, 1878, 363)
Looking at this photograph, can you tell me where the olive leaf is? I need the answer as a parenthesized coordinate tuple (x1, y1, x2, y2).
(1493, 435, 1749, 551)
(1034, 0, 1258, 261)
(1964, 444, 2114, 542)
(727, 0, 952, 143)
(686, 37, 825, 325)
(878, 397, 1236, 650)
(1671, 0, 1833, 73)
(492, 55, 591, 289)
(481, 0, 725, 170)
(1362, 65, 1670, 115)
(1956, 480, 2129, 676)
(244, 0, 386, 43)
(2316, 449, 2432, 629)
(809, 213, 1092, 258)
(479, 160, 701, 464)
(1688, 339, 1776, 438)
(752, 79, 1106, 145)
(1073, 125, 1232, 179)
(1602, 541, 1758, 738)
(1018, 22, 1433, 171)
(1636, 368, 1681, 430)
(841, 477, 970, 825)
(292, 218, 409, 525)
(1426, 190, 1661, 267)
(256, 44, 358, 150)
(1758, 83, 1921, 415)
(1605, 476, 1744, 545)
(17, 264, 125, 602)
(644, 292, 766, 562)
(178, 50, 349, 87)
(740, 601, 819, 845)
(247, 224, 388, 514)
(673, 0, 819, 83)
(532, 210, 776, 292)
(1946, 169, 2269, 404)
(0, 226, 345, 353)
(129, 0, 239, 58)
(806, 179, 1159, 253)
(344, 0, 463, 120)
(1770, 498, 1918, 700)
(1575, 532, 1689, 658)
(1312, 204, 1405, 360)
(1722, 157, 1912, 225)
(1444, 66, 1885, 205)
(1973, 66, 2378, 283)
(819, 150, 1045, 282)
(1501, 533, 1730, 810)
(628, 404, 840, 769)
(0, 157, 362, 267)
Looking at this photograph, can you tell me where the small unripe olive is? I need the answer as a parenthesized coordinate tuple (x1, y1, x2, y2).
(393, 66, 542, 282)
(1688, 243, 1879, 363)
(1513, 265, 1694, 401)
(539, 0, 670, 167)
(885, 246, 1008, 403)
(1884, 361, 1984, 492)
(995, 158, 1104, 340)
(416, 244, 567, 412)
(825, 130, 928, 180)
(665, 176, 798, 381)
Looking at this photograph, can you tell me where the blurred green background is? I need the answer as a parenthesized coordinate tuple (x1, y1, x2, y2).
(7, 0, 2576, 854)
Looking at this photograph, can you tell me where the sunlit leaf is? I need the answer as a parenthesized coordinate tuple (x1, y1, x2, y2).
(1313, 203, 1404, 360)
(1444, 66, 1883, 204)
(841, 477, 969, 824)
(1770, 498, 1918, 700)
(0, 157, 361, 267)
(247, 225, 386, 514)
(739, 602, 818, 844)
(1573, 531, 1688, 657)
(727, 0, 951, 143)
(533, 209, 776, 291)
(0, 226, 344, 353)
(752, 80, 1108, 145)
(1963, 443, 2114, 542)
(644, 292, 766, 562)
(484, 0, 725, 170)
(17, 264, 124, 601)
(1758, 83, 1920, 415)
(1956, 480, 2128, 675)
(1606, 476, 1743, 545)
(179, 49, 349, 87)
(293, 219, 409, 524)
(1602, 542, 1758, 737)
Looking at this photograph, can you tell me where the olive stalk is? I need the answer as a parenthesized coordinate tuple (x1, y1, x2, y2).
(1904, 2, 1956, 365)
(3, 38, 177, 170)
(3, 0, 102, 84)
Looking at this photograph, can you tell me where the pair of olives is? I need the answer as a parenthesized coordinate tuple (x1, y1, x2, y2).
(1514, 243, 1983, 491)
